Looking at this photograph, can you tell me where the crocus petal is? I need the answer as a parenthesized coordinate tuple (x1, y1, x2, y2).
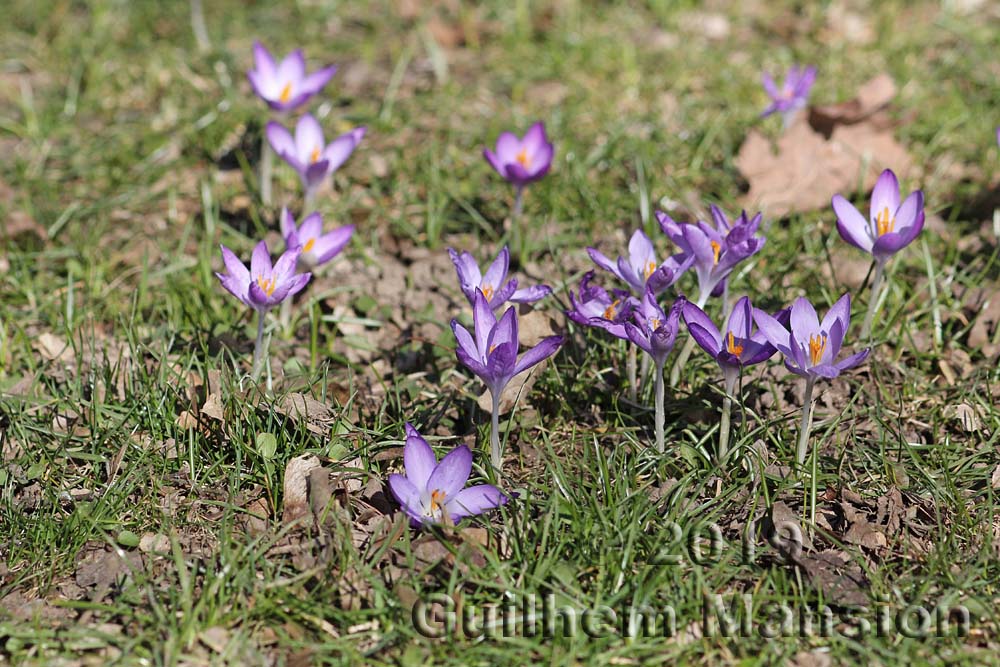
(587, 248, 622, 278)
(220, 245, 250, 286)
(809, 364, 841, 379)
(893, 190, 924, 231)
(483, 149, 505, 176)
(299, 64, 337, 95)
(276, 49, 306, 86)
(489, 307, 518, 352)
(628, 230, 656, 276)
(280, 208, 297, 241)
(280, 272, 311, 301)
(728, 296, 753, 339)
(482, 247, 510, 293)
(504, 161, 533, 185)
(873, 212, 924, 258)
(489, 280, 518, 309)
(789, 297, 820, 339)
(448, 248, 482, 294)
(304, 159, 330, 189)
(295, 114, 325, 163)
(513, 335, 563, 376)
(624, 322, 652, 356)
(403, 426, 437, 490)
(528, 143, 554, 178)
(752, 308, 791, 353)
(250, 241, 272, 278)
(761, 72, 779, 98)
(252, 42, 277, 81)
(297, 212, 323, 242)
(312, 226, 354, 265)
(494, 132, 521, 164)
(266, 122, 298, 166)
(272, 246, 302, 280)
(521, 122, 547, 156)
(509, 284, 552, 303)
(832, 194, 873, 252)
(427, 446, 473, 499)
(682, 302, 722, 354)
(451, 320, 485, 372)
(834, 347, 871, 372)
(869, 170, 900, 225)
(323, 127, 366, 172)
(472, 290, 496, 355)
(787, 326, 809, 372)
(820, 293, 851, 339)
(446, 485, 508, 521)
(216, 273, 250, 306)
(388, 474, 425, 523)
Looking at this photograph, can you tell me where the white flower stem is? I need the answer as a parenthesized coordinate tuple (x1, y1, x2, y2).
(719, 368, 738, 462)
(626, 343, 637, 403)
(260, 135, 274, 206)
(252, 310, 267, 381)
(512, 186, 525, 221)
(796, 377, 817, 468)
(861, 260, 885, 340)
(304, 184, 318, 214)
(654, 360, 665, 454)
(490, 390, 502, 472)
(279, 298, 293, 334)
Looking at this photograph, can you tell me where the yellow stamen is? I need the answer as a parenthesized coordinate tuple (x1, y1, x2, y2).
(710, 240, 721, 265)
(603, 299, 620, 321)
(279, 82, 292, 104)
(726, 331, 743, 356)
(310, 146, 321, 164)
(489, 343, 497, 354)
(430, 489, 446, 513)
(482, 285, 494, 302)
(808, 333, 827, 367)
(516, 148, 531, 169)
(303, 238, 316, 252)
(256, 275, 276, 297)
(644, 261, 657, 280)
(876, 206, 894, 236)
(650, 318, 661, 331)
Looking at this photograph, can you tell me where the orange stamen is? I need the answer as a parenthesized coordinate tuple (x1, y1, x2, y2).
(482, 285, 494, 302)
(303, 238, 316, 252)
(644, 261, 657, 280)
(430, 489, 446, 513)
(650, 318, 661, 331)
(603, 299, 620, 321)
(710, 240, 721, 265)
(876, 206, 894, 236)
(516, 148, 531, 169)
(256, 275, 276, 297)
(726, 331, 743, 356)
(279, 82, 292, 104)
(310, 146, 321, 164)
(808, 333, 827, 367)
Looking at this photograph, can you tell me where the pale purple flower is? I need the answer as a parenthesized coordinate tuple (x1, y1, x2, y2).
(451, 290, 563, 399)
(247, 42, 337, 112)
(566, 271, 637, 340)
(832, 169, 924, 262)
(280, 208, 353, 269)
(761, 65, 816, 127)
(682, 296, 784, 373)
(624, 288, 683, 368)
(484, 122, 554, 188)
(266, 114, 366, 197)
(752, 294, 870, 380)
(587, 229, 692, 297)
(448, 246, 551, 311)
(388, 423, 508, 527)
(216, 240, 311, 312)
(657, 209, 765, 307)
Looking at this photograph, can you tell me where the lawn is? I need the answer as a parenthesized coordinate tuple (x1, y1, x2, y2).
(2, 0, 1000, 665)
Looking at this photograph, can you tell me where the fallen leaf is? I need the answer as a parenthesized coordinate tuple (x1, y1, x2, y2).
(282, 454, 321, 525)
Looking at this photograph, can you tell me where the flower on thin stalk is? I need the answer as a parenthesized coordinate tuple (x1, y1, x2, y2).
(753, 294, 870, 380)
(683, 296, 785, 382)
(761, 65, 816, 127)
(388, 423, 508, 527)
(832, 169, 924, 263)
(566, 270, 637, 340)
(267, 114, 366, 200)
(587, 229, 692, 297)
(216, 241, 311, 312)
(449, 246, 551, 311)
(624, 288, 683, 368)
(483, 122, 554, 189)
(657, 209, 765, 308)
(247, 42, 337, 112)
(280, 208, 353, 269)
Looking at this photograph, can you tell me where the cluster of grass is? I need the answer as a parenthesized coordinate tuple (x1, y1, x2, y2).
(2, 0, 1000, 664)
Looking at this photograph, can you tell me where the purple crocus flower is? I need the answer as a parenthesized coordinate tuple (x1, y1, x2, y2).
(267, 114, 366, 205)
(752, 294, 870, 467)
(761, 65, 816, 127)
(625, 288, 683, 369)
(832, 169, 924, 263)
(657, 210, 765, 309)
(451, 289, 564, 469)
(247, 42, 337, 113)
(587, 229, 692, 297)
(280, 208, 353, 269)
(388, 423, 508, 527)
(217, 241, 311, 312)
(448, 246, 551, 310)
(484, 122, 554, 189)
(566, 271, 637, 340)
(216, 240, 312, 379)
(682, 296, 786, 461)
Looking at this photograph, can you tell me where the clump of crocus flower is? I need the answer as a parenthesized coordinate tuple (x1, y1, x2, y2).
(484, 122, 554, 221)
(587, 229, 692, 297)
(388, 423, 508, 527)
(567, 270, 637, 340)
(753, 294, 870, 467)
(658, 207, 766, 386)
(623, 288, 683, 453)
(761, 64, 816, 128)
(248, 42, 338, 206)
(280, 207, 354, 270)
(267, 114, 366, 210)
(682, 297, 786, 461)
(216, 241, 311, 382)
(832, 169, 924, 338)
(451, 290, 564, 470)
(448, 246, 551, 311)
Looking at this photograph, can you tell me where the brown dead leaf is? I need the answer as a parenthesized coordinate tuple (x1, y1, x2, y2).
(809, 74, 897, 132)
(282, 454, 321, 525)
(274, 392, 335, 436)
(200, 393, 224, 422)
(34, 332, 73, 364)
